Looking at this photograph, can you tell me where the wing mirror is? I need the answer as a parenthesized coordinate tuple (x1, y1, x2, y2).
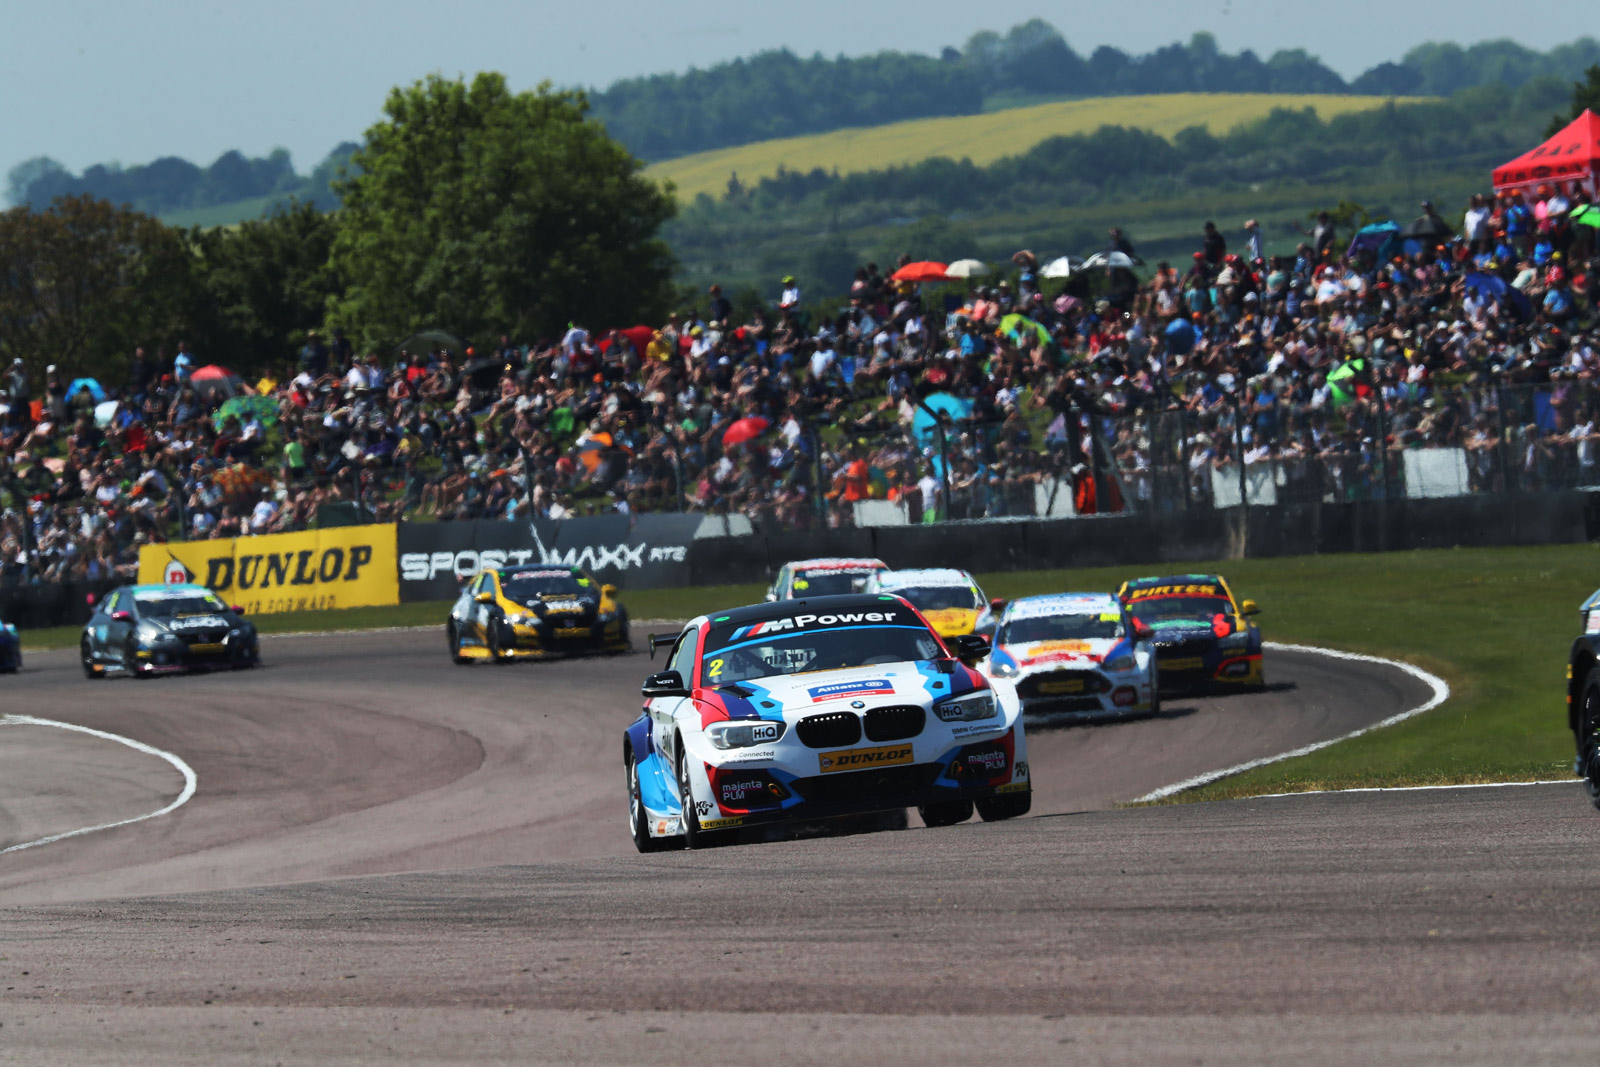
(231, 604, 246, 616)
(474, 591, 495, 604)
(1131, 617, 1153, 642)
(642, 670, 690, 699)
(110, 610, 133, 623)
(601, 583, 617, 598)
(950, 633, 990, 665)
(988, 597, 1006, 614)
(1240, 599, 1260, 616)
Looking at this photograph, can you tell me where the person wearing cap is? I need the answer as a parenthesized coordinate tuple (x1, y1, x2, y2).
(779, 275, 801, 309)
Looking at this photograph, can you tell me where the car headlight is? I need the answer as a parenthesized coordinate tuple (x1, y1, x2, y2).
(707, 720, 785, 749)
(508, 612, 535, 626)
(1104, 653, 1135, 672)
(933, 690, 998, 722)
(596, 611, 616, 623)
(989, 657, 1018, 678)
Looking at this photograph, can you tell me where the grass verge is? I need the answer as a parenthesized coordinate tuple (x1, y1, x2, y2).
(21, 544, 1588, 797)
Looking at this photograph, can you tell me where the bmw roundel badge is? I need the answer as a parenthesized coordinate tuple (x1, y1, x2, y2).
(851, 700, 866, 709)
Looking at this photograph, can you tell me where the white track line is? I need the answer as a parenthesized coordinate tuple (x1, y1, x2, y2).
(1131, 641, 1451, 803)
(1251, 779, 1574, 798)
(0, 715, 198, 855)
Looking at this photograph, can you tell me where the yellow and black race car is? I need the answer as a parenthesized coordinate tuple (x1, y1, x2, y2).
(447, 564, 631, 663)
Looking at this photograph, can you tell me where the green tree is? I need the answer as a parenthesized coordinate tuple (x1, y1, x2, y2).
(187, 200, 340, 377)
(0, 195, 193, 382)
(328, 73, 677, 348)
(1546, 64, 1600, 136)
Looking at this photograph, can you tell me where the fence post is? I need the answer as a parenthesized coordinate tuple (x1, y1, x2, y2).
(1235, 391, 1247, 511)
(1495, 383, 1511, 493)
(811, 426, 829, 527)
(1178, 405, 1192, 512)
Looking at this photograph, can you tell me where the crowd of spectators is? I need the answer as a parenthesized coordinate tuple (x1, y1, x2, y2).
(2, 181, 1598, 588)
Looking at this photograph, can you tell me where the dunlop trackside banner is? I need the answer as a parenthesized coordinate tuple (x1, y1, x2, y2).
(137, 525, 400, 615)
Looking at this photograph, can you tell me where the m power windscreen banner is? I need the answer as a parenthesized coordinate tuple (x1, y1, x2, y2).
(137, 525, 400, 614)
(396, 514, 699, 601)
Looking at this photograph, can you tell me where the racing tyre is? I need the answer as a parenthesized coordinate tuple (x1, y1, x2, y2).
(81, 638, 100, 679)
(125, 635, 148, 679)
(976, 792, 1032, 822)
(485, 619, 506, 663)
(676, 744, 705, 849)
(1579, 672, 1600, 811)
(917, 799, 974, 828)
(448, 624, 470, 665)
(628, 749, 677, 853)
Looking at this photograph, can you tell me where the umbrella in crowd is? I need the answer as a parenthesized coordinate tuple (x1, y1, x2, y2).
(218, 394, 280, 427)
(1326, 359, 1372, 408)
(721, 416, 771, 447)
(1081, 251, 1139, 270)
(890, 261, 950, 283)
(1347, 221, 1401, 262)
(395, 330, 464, 357)
(999, 313, 1052, 347)
(1040, 255, 1083, 278)
(67, 377, 105, 403)
(188, 365, 248, 403)
(574, 431, 626, 473)
(912, 391, 973, 448)
(1399, 213, 1454, 241)
(1572, 204, 1600, 229)
(1462, 272, 1509, 300)
(93, 400, 119, 428)
(943, 258, 987, 278)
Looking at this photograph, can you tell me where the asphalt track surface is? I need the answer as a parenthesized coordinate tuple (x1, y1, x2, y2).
(2, 629, 1597, 1065)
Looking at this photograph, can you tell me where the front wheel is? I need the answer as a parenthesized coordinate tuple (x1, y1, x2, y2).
(81, 638, 100, 679)
(448, 623, 470, 665)
(1578, 672, 1600, 811)
(917, 798, 973, 828)
(628, 750, 677, 853)
(677, 744, 706, 849)
(976, 792, 1032, 822)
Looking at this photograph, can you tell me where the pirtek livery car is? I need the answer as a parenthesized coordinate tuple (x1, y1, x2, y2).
(1564, 587, 1600, 808)
(448, 564, 630, 663)
(765, 557, 889, 601)
(864, 567, 998, 639)
(81, 583, 260, 678)
(622, 593, 1030, 850)
(986, 593, 1158, 720)
(1117, 574, 1263, 690)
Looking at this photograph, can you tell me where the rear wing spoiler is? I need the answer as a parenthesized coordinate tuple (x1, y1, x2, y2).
(648, 632, 679, 660)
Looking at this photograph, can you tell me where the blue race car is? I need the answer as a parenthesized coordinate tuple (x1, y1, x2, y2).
(1117, 574, 1263, 691)
(0, 621, 20, 674)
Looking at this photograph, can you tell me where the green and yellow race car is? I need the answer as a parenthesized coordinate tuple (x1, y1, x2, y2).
(447, 564, 630, 663)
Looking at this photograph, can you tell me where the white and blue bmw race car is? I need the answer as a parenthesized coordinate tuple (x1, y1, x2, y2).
(622, 593, 1031, 851)
(984, 592, 1158, 722)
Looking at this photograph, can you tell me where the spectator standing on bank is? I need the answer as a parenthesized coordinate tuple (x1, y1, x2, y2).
(779, 275, 801, 310)
(1243, 219, 1264, 265)
(299, 330, 329, 379)
(1201, 221, 1226, 265)
(172, 340, 194, 382)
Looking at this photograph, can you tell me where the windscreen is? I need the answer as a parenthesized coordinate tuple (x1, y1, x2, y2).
(1002, 611, 1124, 644)
(702, 603, 942, 683)
(135, 592, 228, 619)
(500, 569, 588, 600)
(1124, 582, 1231, 622)
(890, 584, 982, 612)
(792, 569, 874, 597)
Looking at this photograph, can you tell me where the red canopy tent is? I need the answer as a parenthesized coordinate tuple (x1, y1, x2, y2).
(1492, 109, 1600, 196)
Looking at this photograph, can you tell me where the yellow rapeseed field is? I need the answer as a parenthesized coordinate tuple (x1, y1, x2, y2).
(648, 93, 1426, 201)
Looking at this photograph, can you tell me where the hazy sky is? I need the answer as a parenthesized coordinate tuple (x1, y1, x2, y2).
(3, 0, 1594, 193)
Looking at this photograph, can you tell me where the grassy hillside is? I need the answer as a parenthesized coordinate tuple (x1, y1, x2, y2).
(648, 92, 1431, 202)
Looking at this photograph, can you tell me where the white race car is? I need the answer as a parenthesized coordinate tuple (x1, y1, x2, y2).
(984, 592, 1158, 721)
(864, 567, 1000, 640)
(765, 557, 888, 601)
(622, 593, 1031, 850)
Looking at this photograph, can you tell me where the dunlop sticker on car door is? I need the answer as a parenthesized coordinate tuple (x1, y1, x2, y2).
(818, 744, 914, 774)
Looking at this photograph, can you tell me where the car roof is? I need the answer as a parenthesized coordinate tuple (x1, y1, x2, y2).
(872, 567, 975, 588)
(786, 558, 888, 571)
(1005, 592, 1122, 619)
(693, 593, 910, 630)
(1121, 574, 1225, 590)
(128, 583, 213, 596)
